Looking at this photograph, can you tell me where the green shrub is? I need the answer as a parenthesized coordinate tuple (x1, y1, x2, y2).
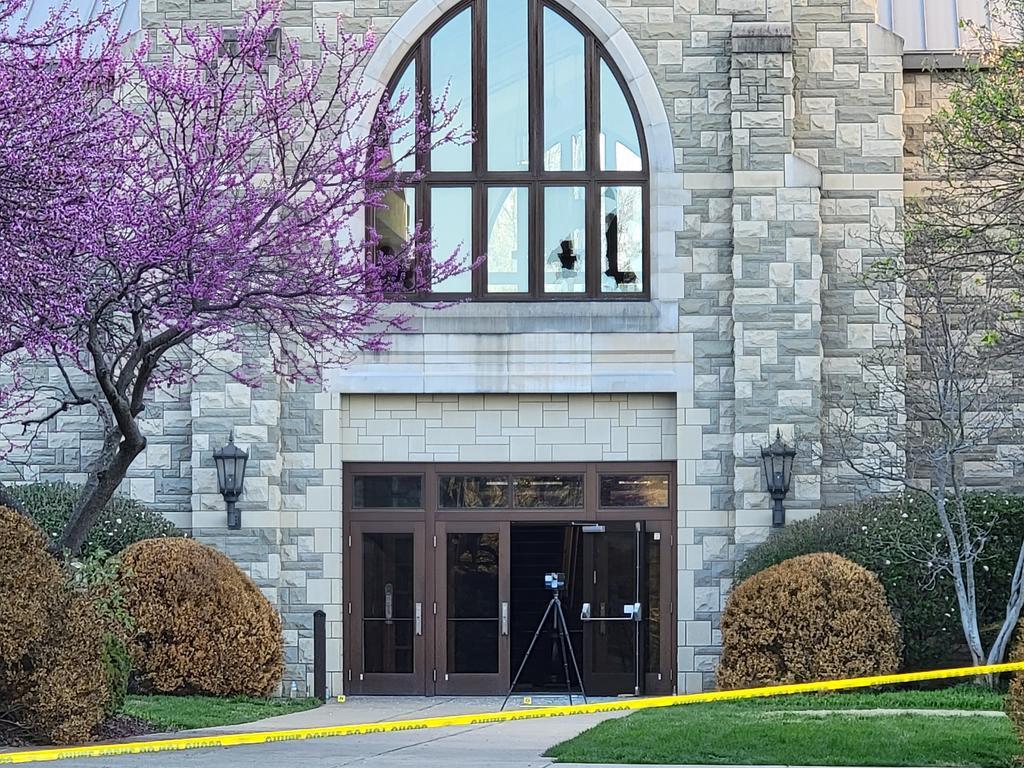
(9, 481, 182, 556)
(101, 635, 131, 716)
(718, 553, 902, 689)
(119, 538, 284, 697)
(69, 548, 135, 637)
(735, 492, 1024, 670)
(0, 506, 110, 743)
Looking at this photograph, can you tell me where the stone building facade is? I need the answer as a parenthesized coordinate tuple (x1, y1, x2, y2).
(13, 0, 992, 697)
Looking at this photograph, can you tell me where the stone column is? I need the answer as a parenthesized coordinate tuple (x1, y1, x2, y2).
(790, 0, 905, 507)
(730, 22, 825, 550)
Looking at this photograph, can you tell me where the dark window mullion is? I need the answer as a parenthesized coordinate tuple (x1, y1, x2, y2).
(529, 0, 542, 182)
(529, 0, 543, 297)
(585, 37, 600, 297)
(418, 41, 430, 175)
(417, 41, 431, 296)
(421, 181, 432, 299)
(474, 1, 486, 298)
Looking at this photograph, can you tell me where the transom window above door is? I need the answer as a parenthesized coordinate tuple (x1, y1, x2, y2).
(372, 0, 649, 300)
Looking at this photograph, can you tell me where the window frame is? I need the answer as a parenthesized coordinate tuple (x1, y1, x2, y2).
(371, 0, 651, 302)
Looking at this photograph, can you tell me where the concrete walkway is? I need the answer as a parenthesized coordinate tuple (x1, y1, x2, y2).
(42, 696, 630, 768)
(8, 696, 1008, 767)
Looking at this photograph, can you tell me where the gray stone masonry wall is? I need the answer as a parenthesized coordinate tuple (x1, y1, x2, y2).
(0, 369, 192, 529)
(902, 69, 1024, 489)
(730, 22, 825, 554)
(6, 0, 936, 696)
(801, 1, 906, 507)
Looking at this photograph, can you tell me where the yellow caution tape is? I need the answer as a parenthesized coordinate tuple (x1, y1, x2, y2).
(1, 660, 1022, 765)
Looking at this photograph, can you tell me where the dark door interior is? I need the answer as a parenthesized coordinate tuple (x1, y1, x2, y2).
(508, 524, 585, 694)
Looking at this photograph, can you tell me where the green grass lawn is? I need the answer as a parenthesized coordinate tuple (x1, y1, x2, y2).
(122, 695, 322, 731)
(728, 685, 1007, 712)
(547, 687, 1019, 767)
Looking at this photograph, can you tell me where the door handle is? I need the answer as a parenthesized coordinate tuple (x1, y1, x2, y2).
(501, 602, 509, 636)
(415, 602, 423, 636)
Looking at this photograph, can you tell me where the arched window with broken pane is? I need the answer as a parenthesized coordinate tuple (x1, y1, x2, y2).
(371, 0, 649, 300)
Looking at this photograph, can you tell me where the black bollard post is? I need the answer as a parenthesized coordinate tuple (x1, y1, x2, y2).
(313, 610, 327, 702)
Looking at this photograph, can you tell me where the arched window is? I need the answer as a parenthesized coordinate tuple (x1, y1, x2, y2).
(373, 0, 649, 300)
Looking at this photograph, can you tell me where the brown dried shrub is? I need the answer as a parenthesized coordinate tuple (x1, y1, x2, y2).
(1008, 634, 1024, 750)
(718, 552, 902, 689)
(17, 592, 110, 744)
(0, 507, 60, 661)
(119, 538, 283, 696)
(0, 506, 109, 744)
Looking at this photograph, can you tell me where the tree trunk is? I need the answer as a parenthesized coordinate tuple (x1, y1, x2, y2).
(936, 492, 987, 666)
(52, 430, 146, 556)
(986, 540, 1024, 668)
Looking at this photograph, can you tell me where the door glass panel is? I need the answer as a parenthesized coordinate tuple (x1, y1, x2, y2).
(447, 533, 500, 673)
(645, 532, 661, 673)
(543, 8, 585, 172)
(431, 186, 472, 293)
(362, 532, 415, 673)
(543, 186, 586, 294)
(591, 530, 637, 674)
(354, 475, 423, 508)
(514, 475, 584, 507)
(600, 474, 670, 508)
(439, 476, 510, 508)
(487, 0, 529, 171)
(601, 186, 643, 294)
(599, 60, 642, 172)
(486, 187, 530, 294)
(386, 61, 417, 173)
(430, 8, 473, 171)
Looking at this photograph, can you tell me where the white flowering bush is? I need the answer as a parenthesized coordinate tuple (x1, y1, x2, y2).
(735, 491, 1024, 671)
(9, 482, 182, 557)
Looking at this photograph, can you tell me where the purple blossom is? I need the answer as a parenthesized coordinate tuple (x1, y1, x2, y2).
(0, 0, 471, 552)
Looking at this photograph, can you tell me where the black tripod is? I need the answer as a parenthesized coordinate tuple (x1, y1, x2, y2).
(501, 583, 587, 711)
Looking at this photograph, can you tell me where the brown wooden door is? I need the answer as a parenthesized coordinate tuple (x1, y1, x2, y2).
(580, 521, 644, 696)
(642, 520, 675, 695)
(433, 520, 511, 694)
(348, 520, 428, 694)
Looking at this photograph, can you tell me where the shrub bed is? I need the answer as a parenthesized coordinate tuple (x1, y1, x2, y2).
(119, 538, 283, 697)
(735, 492, 1024, 670)
(0, 506, 110, 744)
(718, 553, 902, 688)
(1009, 634, 1023, 749)
(9, 481, 181, 556)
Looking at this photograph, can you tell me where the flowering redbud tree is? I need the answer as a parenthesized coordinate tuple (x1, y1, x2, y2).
(0, 0, 467, 553)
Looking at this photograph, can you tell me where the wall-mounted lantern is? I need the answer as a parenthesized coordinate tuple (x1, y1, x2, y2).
(214, 435, 249, 530)
(761, 429, 796, 528)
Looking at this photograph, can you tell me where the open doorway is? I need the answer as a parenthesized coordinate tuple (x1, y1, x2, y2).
(508, 523, 584, 693)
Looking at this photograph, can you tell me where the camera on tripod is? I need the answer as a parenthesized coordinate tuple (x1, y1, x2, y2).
(503, 570, 586, 710)
(544, 572, 566, 590)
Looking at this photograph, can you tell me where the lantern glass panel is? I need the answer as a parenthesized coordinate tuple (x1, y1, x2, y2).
(215, 459, 228, 495)
(231, 455, 248, 495)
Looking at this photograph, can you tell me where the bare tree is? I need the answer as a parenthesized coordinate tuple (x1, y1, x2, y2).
(827, 255, 1024, 670)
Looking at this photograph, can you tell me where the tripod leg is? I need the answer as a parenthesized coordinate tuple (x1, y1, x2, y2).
(554, 598, 588, 704)
(501, 598, 555, 711)
(555, 601, 573, 705)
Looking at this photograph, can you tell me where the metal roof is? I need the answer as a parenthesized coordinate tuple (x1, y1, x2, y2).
(18, 0, 140, 37)
(877, 0, 995, 52)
